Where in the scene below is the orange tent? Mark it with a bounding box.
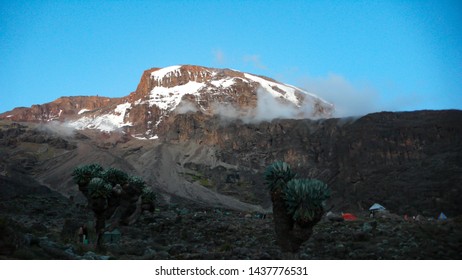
[342,213,357,221]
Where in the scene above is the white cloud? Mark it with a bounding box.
[37,121,76,137]
[211,87,319,123]
[253,88,300,121]
[175,100,198,114]
[299,73,382,117]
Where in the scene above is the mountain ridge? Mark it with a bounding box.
[0,65,334,138]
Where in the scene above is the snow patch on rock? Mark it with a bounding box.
[78,109,90,115]
[151,65,182,85]
[148,81,204,111]
[68,102,132,132]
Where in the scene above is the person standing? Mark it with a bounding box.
[78,226,84,243]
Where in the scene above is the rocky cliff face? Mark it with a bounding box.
[0,65,334,138]
[163,110,462,216]
[1,96,121,122]
[1,110,461,217]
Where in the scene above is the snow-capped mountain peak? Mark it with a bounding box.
[0,65,334,138]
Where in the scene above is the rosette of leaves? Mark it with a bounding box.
[284,178,330,224]
[141,187,156,203]
[128,175,146,190]
[88,177,113,199]
[101,167,129,186]
[72,164,104,186]
[264,161,297,193]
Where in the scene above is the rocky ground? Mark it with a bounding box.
[1,116,461,260]
[1,191,461,260]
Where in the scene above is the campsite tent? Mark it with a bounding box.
[342,213,357,221]
[438,212,447,220]
[369,203,386,212]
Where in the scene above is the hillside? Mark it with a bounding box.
[1,66,461,260]
[1,109,461,216]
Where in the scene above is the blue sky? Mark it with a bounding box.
[1,0,461,116]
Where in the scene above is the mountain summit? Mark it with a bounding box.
[0,65,333,138]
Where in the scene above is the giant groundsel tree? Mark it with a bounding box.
[72,164,156,250]
[264,161,330,253]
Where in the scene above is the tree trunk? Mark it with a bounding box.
[95,214,106,251]
[271,190,321,254]
[90,197,107,251]
[271,190,295,252]
[78,183,89,197]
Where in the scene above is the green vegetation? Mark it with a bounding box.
[88,178,112,199]
[264,161,330,253]
[71,164,155,250]
[128,175,147,190]
[101,167,129,186]
[72,164,104,188]
[284,178,330,223]
[181,172,214,188]
[141,188,157,204]
[264,161,297,192]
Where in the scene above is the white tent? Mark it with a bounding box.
[438,212,447,220]
[369,203,386,211]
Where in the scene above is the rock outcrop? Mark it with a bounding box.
[1,96,121,122]
[164,110,462,217]
[0,65,334,138]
